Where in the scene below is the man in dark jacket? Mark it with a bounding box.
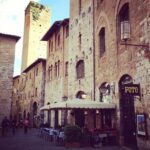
[1,116,9,136]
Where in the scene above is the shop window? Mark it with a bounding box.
[76,60,84,79]
[99,27,106,57]
[118,3,130,41]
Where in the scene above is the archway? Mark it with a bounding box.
[119,74,137,148]
[33,102,38,127]
[74,91,85,127]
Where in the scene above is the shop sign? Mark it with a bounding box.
[122,84,140,96]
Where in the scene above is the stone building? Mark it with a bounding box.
[67,0,95,129]
[11,75,21,121]
[12,58,46,127]
[0,33,20,123]
[94,0,150,149]
[21,1,51,72]
[22,58,46,126]
[42,18,69,127]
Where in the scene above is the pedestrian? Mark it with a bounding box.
[23,118,29,134]
[1,116,9,136]
[11,119,16,135]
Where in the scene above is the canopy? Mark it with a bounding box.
[50,99,116,110]
[40,105,50,111]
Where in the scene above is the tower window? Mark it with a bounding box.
[99,27,106,57]
[76,60,84,79]
[65,61,68,76]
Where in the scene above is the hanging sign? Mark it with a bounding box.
[122,84,140,96]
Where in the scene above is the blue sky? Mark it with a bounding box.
[0,0,70,76]
[40,0,69,24]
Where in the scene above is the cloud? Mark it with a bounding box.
[0,0,39,76]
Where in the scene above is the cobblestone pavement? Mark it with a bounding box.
[0,128,129,150]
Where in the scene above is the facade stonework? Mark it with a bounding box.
[42,19,69,127]
[69,0,94,99]
[0,33,20,123]
[9,0,150,149]
[21,1,51,72]
[12,59,46,127]
[94,0,150,149]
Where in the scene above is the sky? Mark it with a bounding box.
[0,0,69,76]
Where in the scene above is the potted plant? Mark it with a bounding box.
[64,124,82,148]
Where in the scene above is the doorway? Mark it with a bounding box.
[75,109,85,127]
[119,74,137,148]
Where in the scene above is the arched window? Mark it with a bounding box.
[99,27,106,57]
[118,3,130,41]
[76,60,84,79]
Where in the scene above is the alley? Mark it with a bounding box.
[0,128,129,150]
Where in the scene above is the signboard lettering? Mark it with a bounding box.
[122,84,140,96]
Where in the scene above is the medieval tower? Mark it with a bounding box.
[21,1,51,71]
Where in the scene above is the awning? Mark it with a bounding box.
[50,99,116,110]
[40,105,50,111]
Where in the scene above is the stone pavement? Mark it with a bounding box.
[0,128,129,150]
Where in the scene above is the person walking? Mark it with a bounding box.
[11,119,16,135]
[1,116,9,136]
[24,118,29,134]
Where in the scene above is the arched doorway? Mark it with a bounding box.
[119,74,137,148]
[33,102,38,127]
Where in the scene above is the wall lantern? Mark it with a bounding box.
[96,110,99,114]
[121,21,130,41]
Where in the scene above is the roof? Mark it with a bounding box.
[13,75,20,79]
[41,18,69,41]
[23,58,46,73]
[43,98,116,110]
[0,33,20,42]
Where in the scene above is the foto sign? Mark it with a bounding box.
[122,84,140,96]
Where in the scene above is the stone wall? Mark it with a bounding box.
[0,35,19,123]
[68,0,94,100]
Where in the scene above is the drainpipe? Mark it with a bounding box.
[92,0,96,101]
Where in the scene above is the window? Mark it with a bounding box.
[65,61,68,76]
[51,41,53,52]
[55,62,58,77]
[76,60,84,79]
[79,0,82,15]
[97,0,104,7]
[48,67,50,81]
[48,65,53,81]
[30,73,31,79]
[99,27,106,56]
[118,3,130,41]
[57,34,60,46]
[48,40,51,56]
[35,88,37,97]
[58,60,60,77]
[79,32,82,50]
[36,67,38,76]
[66,25,69,37]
